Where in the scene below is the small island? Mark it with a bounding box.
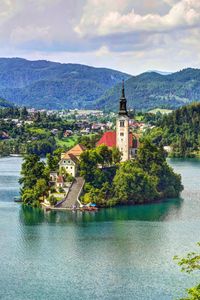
[19,83,183,209]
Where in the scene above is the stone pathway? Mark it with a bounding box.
[55,177,84,209]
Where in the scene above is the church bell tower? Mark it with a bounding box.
[116,80,130,161]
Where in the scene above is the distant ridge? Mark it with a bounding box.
[147,70,173,76]
[0,58,199,111]
[96,68,200,111]
[0,97,13,108]
[0,58,131,110]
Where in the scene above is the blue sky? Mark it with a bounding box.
[0,0,200,74]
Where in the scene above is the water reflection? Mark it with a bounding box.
[19,197,183,227]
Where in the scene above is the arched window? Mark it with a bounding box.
[120,121,125,127]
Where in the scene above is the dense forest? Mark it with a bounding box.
[1,59,200,111]
[0,58,130,109]
[146,103,200,157]
[79,141,183,207]
[97,68,200,111]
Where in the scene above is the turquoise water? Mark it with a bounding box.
[0,157,200,300]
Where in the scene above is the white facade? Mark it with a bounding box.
[116,115,130,161]
[59,158,77,177]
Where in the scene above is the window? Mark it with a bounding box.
[120,121,125,127]
[120,132,124,136]
[68,160,71,164]
[63,160,66,164]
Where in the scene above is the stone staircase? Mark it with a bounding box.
[55,177,84,209]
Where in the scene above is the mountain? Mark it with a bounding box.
[147,70,173,76]
[0,97,13,108]
[96,68,200,111]
[0,58,130,109]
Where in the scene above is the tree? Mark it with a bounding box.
[19,154,49,206]
[19,154,46,191]
[137,139,183,198]
[96,144,112,166]
[175,243,200,300]
[111,147,122,164]
[113,160,159,204]
[35,179,48,201]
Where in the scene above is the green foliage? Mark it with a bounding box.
[35,179,48,200]
[97,68,200,111]
[137,139,183,198]
[113,161,159,204]
[48,195,57,206]
[0,109,71,156]
[155,103,200,157]
[80,141,183,207]
[58,187,65,193]
[77,134,101,149]
[111,147,122,164]
[80,145,116,187]
[0,97,13,108]
[0,58,130,109]
[46,148,63,171]
[175,243,200,300]
[19,154,49,206]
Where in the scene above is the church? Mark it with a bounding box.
[97,81,139,161]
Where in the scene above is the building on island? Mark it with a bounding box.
[97,81,139,161]
[59,144,86,177]
[50,83,139,190]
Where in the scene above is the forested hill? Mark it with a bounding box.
[157,103,200,157]
[1,59,200,111]
[0,97,13,108]
[96,68,200,111]
[0,58,130,110]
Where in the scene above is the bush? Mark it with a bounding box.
[58,186,65,193]
[48,195,57,206]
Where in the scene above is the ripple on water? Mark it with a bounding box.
[0,157,200,300]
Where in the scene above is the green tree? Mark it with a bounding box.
[113,160,158,204]
[35,179,48,201]
[19,154,46,191]
[175,243,200,300]
[111,147,122,164]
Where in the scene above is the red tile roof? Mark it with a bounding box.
[96,131,139,148]
[67,144,86,157]
[96,131,116,147]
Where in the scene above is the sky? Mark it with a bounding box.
[0,0,200,75]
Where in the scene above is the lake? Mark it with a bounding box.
[0,157,200,300]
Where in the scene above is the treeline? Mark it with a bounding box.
[159,103,200,157]
[97,68,200,111]
[144,103,200,157]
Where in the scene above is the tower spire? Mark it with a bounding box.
[119,80,128,116]
[121,79,125,98]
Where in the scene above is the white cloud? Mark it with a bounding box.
[10,26,51,44]
[0,0,199,75]
[95,45,110,57]
[75,0,200,36]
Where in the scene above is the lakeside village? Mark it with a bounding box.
[18,83,184,210]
